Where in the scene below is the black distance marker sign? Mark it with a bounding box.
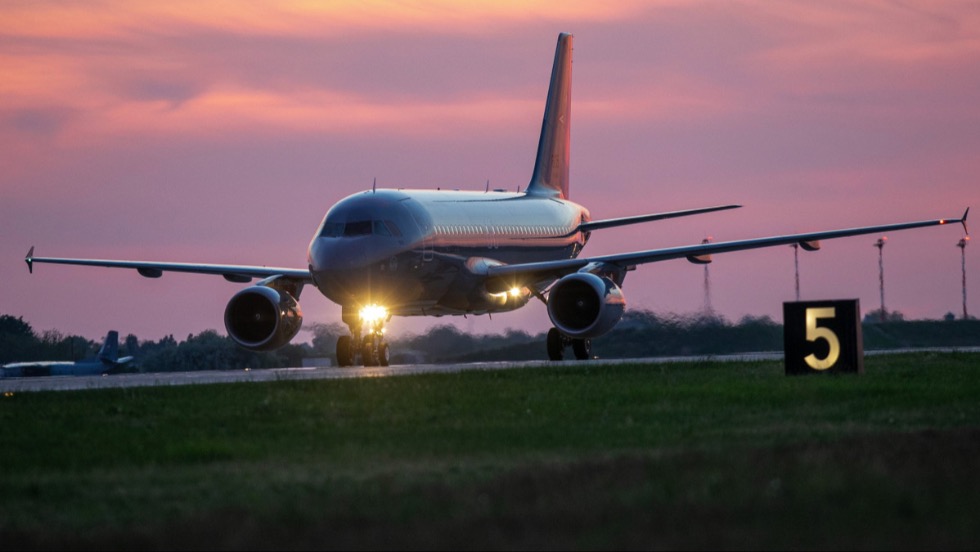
[783,300,863,375]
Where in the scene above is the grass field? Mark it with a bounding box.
[2,352,979,550]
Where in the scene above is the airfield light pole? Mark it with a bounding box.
[702,237,713,316]
[791,243,800,301]
[958,236,970,320]
[874,237,887,319]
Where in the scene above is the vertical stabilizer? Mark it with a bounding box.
[97,331,120,362]
[527,33,573,199]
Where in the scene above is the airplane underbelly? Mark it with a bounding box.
[316,244,562,316]
[316,256,428,308]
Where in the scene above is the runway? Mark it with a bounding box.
[2,348,977,393]
[0,353,782,393]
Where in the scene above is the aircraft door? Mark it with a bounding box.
[409,207,434,262]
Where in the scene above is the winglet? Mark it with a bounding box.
[962,207,970,236]
[25,246,34,274]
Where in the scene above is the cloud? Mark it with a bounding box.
[85,87,542,140]
[0,2,653,147]
[3,107,75,135]
[0,1,653,40]
[2,1,977,343]
[748,1,980,71]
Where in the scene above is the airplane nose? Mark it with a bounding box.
[309,235,410,306]
[311,237,375,272]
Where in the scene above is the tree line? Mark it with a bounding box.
[0,314,304,371]
[2,310,978,372]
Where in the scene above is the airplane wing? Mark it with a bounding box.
[577,204,741,233]
[487,210,969,289]
[24,247,312,284]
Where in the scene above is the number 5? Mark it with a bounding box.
[804,307,840,370]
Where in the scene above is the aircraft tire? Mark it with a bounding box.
[572,338,592,360]
[378,342,390,367]
[362,335,378,366]
[337,335,352,367]
[547,327,564,361]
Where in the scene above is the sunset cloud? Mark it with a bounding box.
[91,88,542,138]
[750,2,980,69]
[0,1,654,40]
[2,1,976,341]
[1,1,656,145]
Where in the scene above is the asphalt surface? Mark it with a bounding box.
[2,349,977,393]
[0,353,782,392]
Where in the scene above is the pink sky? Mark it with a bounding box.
[2,1,977,343]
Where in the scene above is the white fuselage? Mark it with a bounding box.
[308,189,591,315]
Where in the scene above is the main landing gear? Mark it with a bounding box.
[546,327,592,361]
[336,305,391,367]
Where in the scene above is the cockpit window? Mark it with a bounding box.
[344,220,373,236]
[319,222,344,238]
[384,220,402,237]
[320,220,402,238]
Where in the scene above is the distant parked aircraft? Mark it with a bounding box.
[1,331,133,377]
[25,33,968,366]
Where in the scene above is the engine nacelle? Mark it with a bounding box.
[224,285,303,351]
[547,272,626,339]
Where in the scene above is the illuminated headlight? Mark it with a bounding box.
[490,287,527,303]
[360,304,388,323]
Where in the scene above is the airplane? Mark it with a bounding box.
[1,331,134,377]
[25,33,968,367]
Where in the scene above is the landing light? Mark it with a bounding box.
[360,304,388,323]
[488,287,526,304]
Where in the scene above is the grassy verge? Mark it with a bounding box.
[2,352,979,549]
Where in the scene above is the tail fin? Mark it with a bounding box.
[97,331,120,362]
[526,33,573,199]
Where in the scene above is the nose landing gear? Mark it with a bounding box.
[336,305,391,367]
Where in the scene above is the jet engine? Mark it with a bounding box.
[547,272,626,339]
[224,285,303,351]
